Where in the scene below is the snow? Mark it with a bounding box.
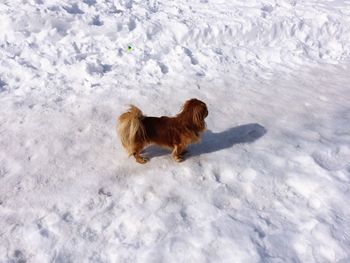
[1,0,350,262]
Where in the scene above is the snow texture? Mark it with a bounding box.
[0,0,350,262]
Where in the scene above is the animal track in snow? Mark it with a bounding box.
[128,17,137,31]
[86,61,112,75]
[36,220,50,238]
[0,79,7,92]
[158,62,169,74]
[9,250,26,263]
[83,0,96,6]
[183,47,198,65]
[125,0,133,9]
[91,15,103,26]
[62,212,74,223]
[63,3,84,15]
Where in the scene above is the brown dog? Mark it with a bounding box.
[117,98,208,163]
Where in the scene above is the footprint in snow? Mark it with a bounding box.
[158,62,169,74]
[83,0,96,6]
[125,0,133,9]
[63,3,84,14]
[91,15,103,26]
[86,62,112,75]
[261,4,274,18]
[62,212,74,223]
[9,250,26,263]
[98,187,112,197]
[80,227,98,242]
[0,79,7,92]
[261,4,274,13]
[183,47,199,65]
[36,220,50,238]
[128,17,137,31]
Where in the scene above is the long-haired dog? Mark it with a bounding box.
[117,98,208,163]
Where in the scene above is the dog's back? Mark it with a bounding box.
[142,116,181,147]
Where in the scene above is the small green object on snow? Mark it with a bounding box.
[127,45,133,52]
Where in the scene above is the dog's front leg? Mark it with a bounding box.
[172,144,186,162]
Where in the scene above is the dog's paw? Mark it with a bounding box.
[136,156,148,164]
[173,155,184,162]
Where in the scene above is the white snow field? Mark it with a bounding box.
[1,0,350,262]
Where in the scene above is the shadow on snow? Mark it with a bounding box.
[144,123,267,159]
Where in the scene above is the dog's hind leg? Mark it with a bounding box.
[132,144,148,164]
[133,151,148,164]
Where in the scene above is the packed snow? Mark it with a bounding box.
[1,0,350,262]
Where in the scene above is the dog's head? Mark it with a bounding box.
[180,98,208,131]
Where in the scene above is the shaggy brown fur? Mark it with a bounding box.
[117,98,208,163]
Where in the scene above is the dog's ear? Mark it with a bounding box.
[192,103,207,130]
[179,99,208,130]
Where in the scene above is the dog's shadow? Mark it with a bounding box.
[144,123,267,159]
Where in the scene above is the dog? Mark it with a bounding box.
[117,98,208,163]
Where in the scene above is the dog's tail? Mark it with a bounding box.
[117,105,146,155]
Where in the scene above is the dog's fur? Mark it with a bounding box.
[117,98,208,163]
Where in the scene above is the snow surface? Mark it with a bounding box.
[1,0,350,262]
